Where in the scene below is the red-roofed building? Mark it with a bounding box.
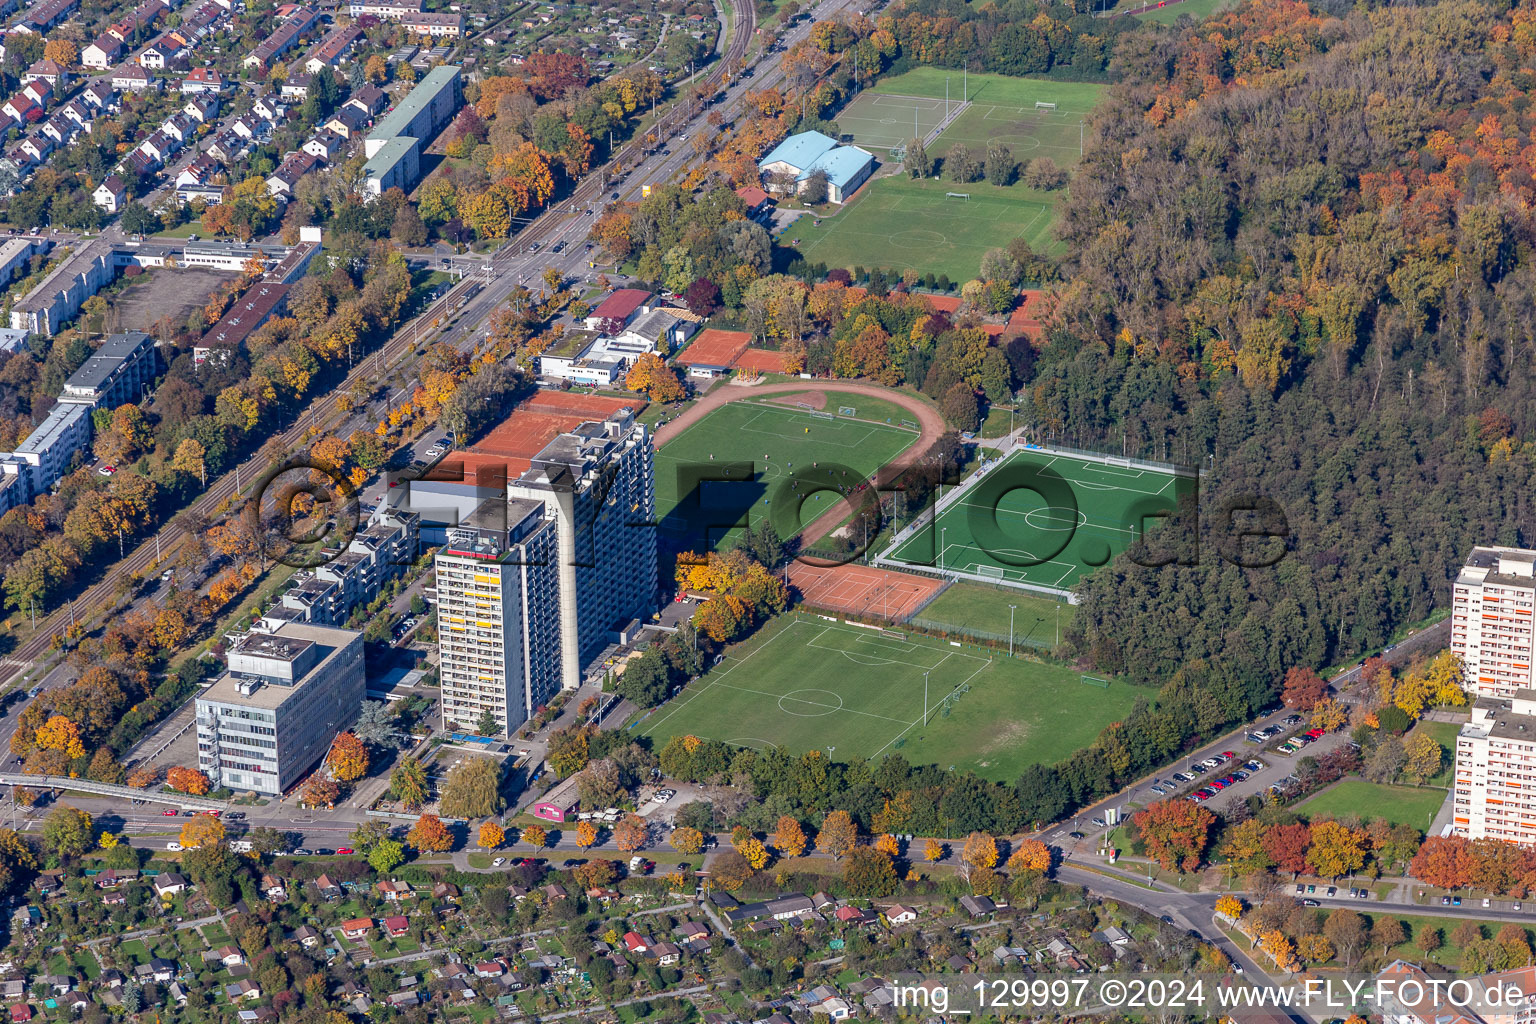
[10,1005,32,1023]
[584,288,652,331]
[384,915,409,937]
[736,185,772,222]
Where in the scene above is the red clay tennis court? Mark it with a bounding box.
[733,348,788,374]
[474,391,647,465]
[676,328,751,369]
[787,560,946,621]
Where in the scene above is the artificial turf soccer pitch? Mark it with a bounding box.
[885,445,1195,593]
[636,614,1139,781]
[785,73,1107,280]
[653,397,920,551]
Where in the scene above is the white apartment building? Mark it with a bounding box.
[509,408,658,690]
[1453,689,1536,847]
[435,496,561,738]
[196,623,364,795]
[1453,546,1536,699]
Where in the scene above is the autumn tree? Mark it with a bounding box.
[1324,908,1370,966]
[924,838,945,863]
[669,826,704,855]
[843,846,899,897]
[302,775,341,808]
[774,815,806,857]
[1281,666,1328,710]
[874,833,901,858]
[440,756,503,818]
[816,810,857,860]
[961,831,999,879]
[166,766,211,795]
[739,837,770,870]
[625,351,686,402]
[42,805,93,858]
[407,813,452,853]
[1263,821,1312,877]
[478,821,505,851]
[1306,821,1368,879]
[326,731,369,782]
[1215,895,1245,921]
[1132,800,1217,871]
[1007,838,1051,875]
[575,820,598,851]
[614,814,647,853]
[180,814,226,849]
[391,756,429,810]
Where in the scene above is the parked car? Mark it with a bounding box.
[167,842,183,851]
[337,848,353,855]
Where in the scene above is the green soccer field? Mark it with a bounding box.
[787,175,1056,283]
[655,397,919,551]
[910,582,1074,649]
[836,90,952,151]
[635,614,1140,780]
[885,444,1195,594]
[869,70,1107,115]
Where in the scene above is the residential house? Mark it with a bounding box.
[23,60,69,89]
[8,1005,29,1023]
[542,884,568,902]
[111,65,154,91]
[176,154,219,188]
[261,875,286,901]
[340,918,372,939]
[22,80,52,108]
[302,128,342,161]
[279,73,312,101]
[215,945,245,967]
[181,67,226,94]
[18,136,52,164]
[292,926,321,948]
[58,101,92,129]
[885,904,918,925]
[377,880,412,901]
[45,977,73,996]
[183,95,219,121]
[138,35,185,69]
[160,113,196,144]
[651,941,682,966]
[959,894,996,917]
[206,132,245,165]
[303,23,362,73]
[473,961,503,979]
[224,980,261,1002]
[314,875,342,900]
[80,83,117,111]
[138,130,177,163]
[432,882,459,902]
[323,104,367,139]
[384,915,409,937]
[153,873,188,896]
[622,932,651,954]
[229,114,263,140]
[1,96,37,124]
[265,150,318,196]
[149,958,177,983]
[252,95,285,121]
[345,83,386,116]
[9,906,38,930]
[102,889,127,906]
[82,35,125,68]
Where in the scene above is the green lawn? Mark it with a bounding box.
[1296,781,1448,831]
[1135,0,1237,24]
[119,938,151,964]
[1368,914,1526,971]
[886,444,1194,594]
[655,395,919,551]
[635,612,1139,780]
[1409,720,1462,787]
[868,70,1107,114]
[910,582,1074,649]
[786,174,1059,283]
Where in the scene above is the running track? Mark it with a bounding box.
[653,381,946,545]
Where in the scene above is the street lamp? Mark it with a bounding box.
[1009,604,1017,657]
[940,527,947,573]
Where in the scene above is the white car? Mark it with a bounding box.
[492,857,506,867]
[166,841,183,851]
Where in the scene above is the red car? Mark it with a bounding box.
[1222,751,1236,759]
[336,848,354,855]
[161,808,178,816]
[1307,728,1326,738]
[205,810,221,818]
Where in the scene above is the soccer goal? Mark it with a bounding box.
[977,564,1006,580]
[838,406,857,416]
[946,192,970,200]
[1035,101,1057,111]
[1080,674,1110,688]
[810,410,835,421]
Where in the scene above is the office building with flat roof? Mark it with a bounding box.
[196,622,364,795]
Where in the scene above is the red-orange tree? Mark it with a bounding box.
[1132,800,1217,872]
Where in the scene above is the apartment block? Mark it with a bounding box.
[435,496,561,738]
[262,506,419,629]
[1453,546,1536,699]
[196,622,364,795]
[508,408,657,689]
[1453,689,1536,847]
